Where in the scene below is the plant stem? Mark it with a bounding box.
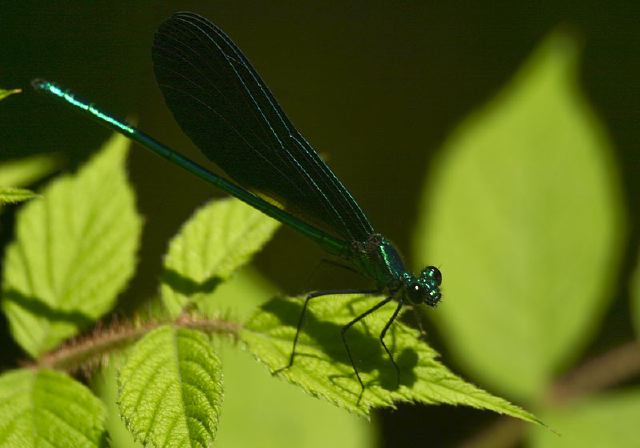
[31,315,241,372]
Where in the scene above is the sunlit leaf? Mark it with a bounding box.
[161,197,280,316]
[1,134,142,356]
[0,369,106,447]
[414,32,626,401]
[243,294,539,423]
[118,326,223,447]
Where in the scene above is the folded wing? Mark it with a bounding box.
[152,12,374,242]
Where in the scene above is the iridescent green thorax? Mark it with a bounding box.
[348,234,442,306]
[349,234,402,287]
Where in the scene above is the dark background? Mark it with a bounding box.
[1,1,638,446]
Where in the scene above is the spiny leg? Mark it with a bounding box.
[283,288,379,371]
[341,295,394,391]
[380,298,405,386]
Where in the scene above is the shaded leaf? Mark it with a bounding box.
[414,32,625,401]
[118,326,223,447]
[2,134,142,356]
[161,197,279,316]
[242,294,539,423]
[530,389,640,447]
[0,369,106,447]
[0,187,38,204]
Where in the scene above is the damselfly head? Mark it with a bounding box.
[406,266,442,306]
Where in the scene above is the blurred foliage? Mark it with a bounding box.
[631,261,640,336]
[1,134,141,356]
[0,153,60,189]
[416,32,625,401]
[530,390,640,447]
[414,31,635,447]
[0,88,20,102]
[0,153,60,214]
[0,187,38,204]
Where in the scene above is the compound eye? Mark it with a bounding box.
[423,266,442,285]
[426,290,442,307]
[407,283,423,304]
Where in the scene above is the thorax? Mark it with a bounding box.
[347,234,407,290]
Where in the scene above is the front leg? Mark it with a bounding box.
[340,295,395,392]
[379,298,404,386]
[279,288,379,372]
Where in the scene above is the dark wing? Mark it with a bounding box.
[152,12,374,242]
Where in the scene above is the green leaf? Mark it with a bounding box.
[0,369,106,447]
[0,153,60,188]
[161,197,280,316]
[414,32,626,401]
[242,294,539,423]
[1,134,142,356]
[0,187,38,204]
[118,325,223,447]
[0,87,20,101]
[530,389,640,447]
[205,269,376,447]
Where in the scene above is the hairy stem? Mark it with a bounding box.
[30,315,241,372]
